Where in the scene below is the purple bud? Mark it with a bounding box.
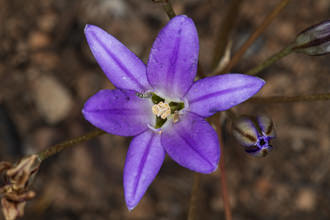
[294,20,330,56]
[232,115,275,157]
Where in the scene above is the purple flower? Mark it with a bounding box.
[232,115,275,157]
[82,15,265,210]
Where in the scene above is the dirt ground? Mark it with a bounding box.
[0,0,330,219]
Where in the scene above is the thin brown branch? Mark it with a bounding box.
[187,173,201,220]
[213,113,232,220]
[248,93,330,103]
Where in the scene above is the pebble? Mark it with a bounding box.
[31,75,73,124]
[295,188,316,211]
[28,31,51,49]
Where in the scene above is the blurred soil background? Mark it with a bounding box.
[0,0,330,219]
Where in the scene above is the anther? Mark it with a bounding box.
[172,111,180,123]
[152,102,171,119]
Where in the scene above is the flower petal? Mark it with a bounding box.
[185,74,265,117]
[82,89,153,136]
[257,115,276,138]
[85,25,151,93]
[161,112,220,173]
[124,130,164,210]
[147,15,199,99]
[232,116,259,147]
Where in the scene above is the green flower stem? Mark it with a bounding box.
[248,93,330,103]
[187,173,201,220]
[38,129,106,162]
[246,43,295,75]
[219,0,291,75]
[152,0,176,19]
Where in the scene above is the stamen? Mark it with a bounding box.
[172,111,180,123]
[152,102,171,119]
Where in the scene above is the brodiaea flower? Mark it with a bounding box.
[83,15,265,210]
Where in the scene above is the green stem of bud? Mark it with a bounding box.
[246,43,295,75]
[38,129,106,162]
[248,93,330,103]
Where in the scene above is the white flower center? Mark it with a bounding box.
[151,102,171,119]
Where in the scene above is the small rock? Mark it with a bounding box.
[295,188,316,211]
[28,31,51,49]
[31,75,73,124]
[38,13,57,33]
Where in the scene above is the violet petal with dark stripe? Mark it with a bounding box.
[185,74,265,117]
[161,112,220,173]
[147,15,199,100]
[124,130,165,210]
[84,25,152,92]
[82,89,153,136]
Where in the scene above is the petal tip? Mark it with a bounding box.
[195,163,218,174]
[172,14,191,22]
[125,194,139,211]
[235,73,266,92]
[174,14,188,19]
[205,161,219,174]
[170,14,195,29]
[254,77,266,93]
[126,203,137,211]
[211,164,219,173]
[84,24,102,38]
[81,107,88,117]
[84,24,94,34]
[257,77,266,87]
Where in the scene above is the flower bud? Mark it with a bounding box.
[232,115,275,157]
[294,20,330,56]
